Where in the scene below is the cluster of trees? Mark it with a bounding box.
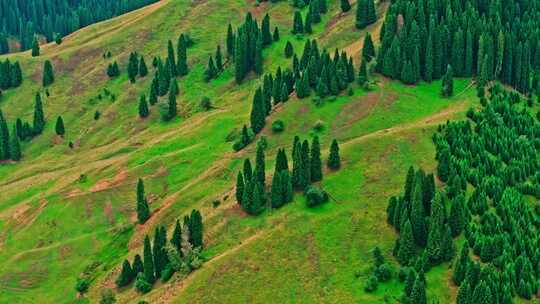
[226,13,278,83]
[291,0,328,35]
[126,52,148,83]
[387,84,540,303]
[116,210,203,293]
[355,0,377,29]
[0,59,23,92]
[364,247,393,292]
[204,45,223,82]
[0,0,159,52]
[376,0,540,94]
[0,92,46,162]
[434,85,540,302]
[236,136,340,214]
[106,61,120,78]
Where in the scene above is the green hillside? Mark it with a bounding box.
[0,0,538,303]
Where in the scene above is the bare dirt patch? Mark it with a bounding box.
[333,91,380,130]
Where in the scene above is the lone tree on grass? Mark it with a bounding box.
[55,116,65,136]
[42,60,54,87]
[327,139,341,169]
[136,178,150,224]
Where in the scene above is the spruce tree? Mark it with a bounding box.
[250,88,266,134]
[273,27,280,42]
[55,116,65,136]
[327,139,340,169]
[236,172,245,205]
[32,93,45,135]
[143,235,155,284]
[127,52,139,83]
[139,57,148,77]
[226,24,235,58]
[453,242,470,285]
[31,37,40,57]
[171,219,182,252]
[292,140,302,189]
[362,33,375,62]
[442,65,454,97]
[166,40,177,77]
[285,41,294,58]
[397,219,415,265]
[358,59,368,85]
[410,275,427,304]
[177,34,188,76]
[456,280,471,304]
[132,254,144,275]
[116,259,134,287]
[271,170,283,208]
[261,14,272,46]
[138,95,149,118]
[166,82,177,120]
[215,45,223,71]
[304,12,313,34]
[0,111,10,161]
[255,144,266,187]
[136,178,150,224]
[300,140,311,189]
[340,0,351,12]
[10,125,21,161]
[310,136,322,182]
[205,57,217,82]
[410,181,427,247]
[42,60,54,87]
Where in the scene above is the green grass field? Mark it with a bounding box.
[0,0,479,303]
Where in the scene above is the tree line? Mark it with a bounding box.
[376,0,540,95]
[0,0,159,53]
[386,83,540,303]
[0,59,23,92]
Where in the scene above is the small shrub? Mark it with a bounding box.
[313,96,323,107]
[364,275,379,293]
[305,186,329,208]
[271,120,285,133]
[94,111,101,120]
[313,120,325,132]
[79,174,88,183]
[257,136,268,150]
[75,277,90,294]
[199,96,212,111]
[348,87,354,96]
[375,263,392,282]
[135,273,152,294]
[99,288,116,304]
[160,265,174,282]
[212,200,221,208]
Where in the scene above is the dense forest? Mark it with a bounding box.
[377,0,540,95]
[0,0,159,53]
[386,84,540,303]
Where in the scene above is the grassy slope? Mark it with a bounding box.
[0,0,478,303]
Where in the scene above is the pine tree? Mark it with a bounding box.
[132,254,144,275]
[442,65,454,97]
[310,136,322,182]
[300,140,311,189]
[236,172,245,205]
[55,116,65,136]
[471,281,491,304]
[273,27,280,42]
[215,45,223,71]
[167,40,177,77]
[136,178,150,224]
[204,56,217,82]
[255,144,266,187]
[127,52,139,83]
[358,59,368,85]
[304,12,313,34]
[362,33,375,62]
[291,11,304,34]
[261,14,272,46]
[139,57,148,77]
[449,195,465,237]
[453,242,470,285]
[171,219,182,252]
[340,0,351,12]
[285,41,294,58]
[226,24,235,58]
[10,125,21,161]
[424,34,433,82]
[116,259,134,287]
[275,148,289,173]
[149,77,158,105]
[177,34,188,76]
[410,275,427,304]
[456,280,471,304]
[138,95,149,118]
[31,37,40,57]
[250,88,266,134]
[292,140,302,189]
[42,60,54,87]
[410,180,427,247]
[143,235,155,284]
[271,170,283,208]
[327,139,340,169]
[397,219,415,265]
[0,111,10,160]
[166,82,177,120]
[32,93,45,135]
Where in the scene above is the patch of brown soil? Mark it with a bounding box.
[90,180,111,193]
[333,91,381,130]
[104,201,115,225]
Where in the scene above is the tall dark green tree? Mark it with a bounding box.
[55,116,65,136]
[310,136,322,182]
[340,0,351,12]
[362,33,375,62]
[327,139,340,169]
[42,60,54,87]
[31,37,40,57]
[177,34,188,76]
[442,65,454,97]
[32,93,45,135]
[143,235,155,284]
[139,95,149,118]
[136,178,150,224]
[139,57,148,77]
[116,259,134,287]
[10,125,21,161]
[250,87,266,134]
[0,110,10,160]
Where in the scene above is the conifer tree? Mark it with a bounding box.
[31,37,40,57]
[310,0,321,23]
[0,110,10,160]
[273,27,280,42]
[300,140,311,189]
[171,219,182,252]
[255,144,266,187]
[449,195,465,237]
[42,60,54,87]
[243,158,253,183]
[410,181,427,247]
[127,52,139,83]
[304,13,313,34]
[132,254,144,275]
[215,45,223,71]
[362,33,375,62]
[358,59,368,85]
[327,139,340,169]
[32,93,45,135]
[226,24,235,58]
[310,136,322,182]
[139,57,148,77]
[442,65,454,97]
[291,11,304,34]
[149,78,158,105]
[55,116,64,136]
[410,275,427,304]
[116,259,134,287]
[471,281,491,304]
[397,219,415,265]
[10,125,21,161]
[456,280,471,304]
[177,34,188,76]
[250,88,266,134]
[340,0,351,12]
[292,140,302,189]
[143,235,155,284]
[167,40,177,77]
[285,41,294,58]
[236,172,245,205]
[453,242,470,285]
[139,95,149,118]
[275,148,289,173]
[204,57,217,82]
[261,14,272,46]
[166,82,177,121]
[136,178,150,224]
